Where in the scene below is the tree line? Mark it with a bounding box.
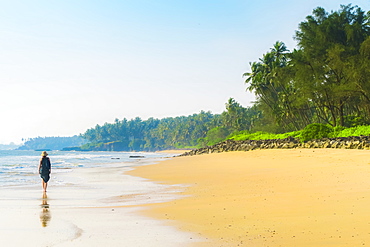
[68,4,370,151]
[80,99,259,151]
[17,136,86,151]
[245,4,370,133]
[18,5,370,151]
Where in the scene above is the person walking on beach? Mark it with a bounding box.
[38,151,51,192]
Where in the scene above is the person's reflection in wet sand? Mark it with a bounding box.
[40,192,51,227]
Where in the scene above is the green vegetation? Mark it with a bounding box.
[331,125,370,137]
[221,5,370,145]
[228,125,370,143]
[17,136,87,151]
[19,5,370,152]
[244,4,370,132]
[199,127,230,146]
[77,5,370,151]
[80,103,260,151]
[229,130,301,141]
[299,124,333,142]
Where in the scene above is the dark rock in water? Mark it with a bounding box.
[111,158,120,159]
[129,155,145,158]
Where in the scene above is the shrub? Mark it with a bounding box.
[333,125,370,137]
[228,130,301,141]
[200,127,231,146]
[300,123,333,142]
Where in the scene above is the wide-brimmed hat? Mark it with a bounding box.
[41,151,48,156]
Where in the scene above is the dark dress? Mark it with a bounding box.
[40,157,51,183]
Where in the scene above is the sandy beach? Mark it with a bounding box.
[128,149,370,246]
[3,149,370,246]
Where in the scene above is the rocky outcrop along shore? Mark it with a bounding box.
[180,136,370,156]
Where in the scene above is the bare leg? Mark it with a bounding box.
[42,180,47,192]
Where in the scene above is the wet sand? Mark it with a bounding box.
[128,149,370,246]
[0,158,201,247]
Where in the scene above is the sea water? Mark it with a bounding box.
[0,150,169,188]
[0,150,204,246]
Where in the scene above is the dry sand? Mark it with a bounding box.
[128,149,370,246]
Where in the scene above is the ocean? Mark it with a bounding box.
[0,150,169,188]
[0,150,203,246]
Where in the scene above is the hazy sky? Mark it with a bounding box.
[1,0,369,144]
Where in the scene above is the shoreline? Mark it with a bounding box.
[0,154,201,247]
[128,149,370,246]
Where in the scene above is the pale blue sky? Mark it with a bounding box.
[0,0,369,144]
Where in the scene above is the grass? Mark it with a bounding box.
[228,125,370,142]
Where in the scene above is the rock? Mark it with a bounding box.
[179,135,370,157]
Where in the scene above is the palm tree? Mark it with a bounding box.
[243,41,303,130]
